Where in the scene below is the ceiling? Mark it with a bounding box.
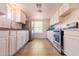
[18,3,62,20]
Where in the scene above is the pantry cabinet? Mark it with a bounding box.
[0,31,9,56]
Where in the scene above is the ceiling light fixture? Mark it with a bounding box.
[36,3,42,13]
[36,3,42,8]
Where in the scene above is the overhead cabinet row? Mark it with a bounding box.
[50,3,79,25]
[0,3,28,28]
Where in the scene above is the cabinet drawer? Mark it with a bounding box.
[10,31,16,36]
[64,35,79,40]
[64,30,79,36]
[0,31,9,37]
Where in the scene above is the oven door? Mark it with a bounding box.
[54,32,61,45]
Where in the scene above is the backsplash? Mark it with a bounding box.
[47,25,55,31]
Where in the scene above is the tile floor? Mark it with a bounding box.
[15,39,62,56]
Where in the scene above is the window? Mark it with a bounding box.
[32,21,43,33]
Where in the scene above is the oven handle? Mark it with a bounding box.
[53,31,59,32]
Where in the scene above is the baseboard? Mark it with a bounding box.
[32,38,48,39]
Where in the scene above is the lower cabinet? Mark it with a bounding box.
[16,30,29,52]
[0,30,29,56]
[22,31,29,45]
[64,30,79,56]
[0,31,9,56]
[0,38,8,56]
[47,31,54,44]
[25,31,29,43]
[64,37,79,56]
[17,31,23,51]
[9,31,17,56]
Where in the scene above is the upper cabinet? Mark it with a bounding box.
[53,11,59,24]
[11,4,27,24]
[50,11,59,25]
[59,3,79,17]
[0,3,6,15]
[15,9,27,24]
[0,4,11,28]
[20,11,27,24]
[0,3,27,28]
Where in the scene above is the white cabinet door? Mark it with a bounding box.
[0,31,9,56]
[0,3,6,14]
[21,31,29,46]
[24,31,29,44]
[64,30,79,56]
[0,38,8,56]
[9,36,17,56]
[47,31,51,42]
[47,31,50,40]
[59,4,70,16]
[64,37,79,56]
[0,4,11,28]
[9,31,17,56]
[26,31,29,43]
[22,31,26,45]
[0,15,6,27]
[16,31,23,51]
[5,4,11,28]
[15,10,26,24]
[47,31,54,44]
[20,11,26,24]
[16,30,29,51]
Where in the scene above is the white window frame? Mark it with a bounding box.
[32,20,43,33]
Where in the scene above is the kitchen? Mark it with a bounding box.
[0,3,79,56]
